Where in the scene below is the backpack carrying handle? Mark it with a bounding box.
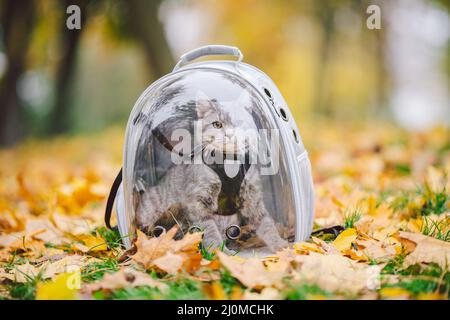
[173,45,243,71]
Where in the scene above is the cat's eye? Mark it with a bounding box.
[212,121,222,129]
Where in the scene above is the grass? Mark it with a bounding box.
[394,163,411,175]
[390,185,449,217]
[220,269,242,296]
[8,281,37,300]
[200,243,217,261]
[81,258,120,282]
[199,240,233,261]
[381,261,450,298]
[343,208,362,229]
[420,186,449,216]
[94,278,206,300]
[6,268,44,300]
[285,283,331,300]
[96,227,123,250]
[420,216,450,242]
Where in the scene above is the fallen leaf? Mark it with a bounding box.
[36,272,80,300]
[71,233,107,252]
[42,255,91,279]
[379,287,410,300]
[293,242,324,254]
[331,228,357,251]
[203,282,227,300]
[342,248,368,261]
[355,239,397,261]
[82,267,167,293]
[292,252,380,294]
[153,252,185,274]
[396,232,450,268]
[217,252,284,289]
[243,287,282,300]
[131,227,202,273]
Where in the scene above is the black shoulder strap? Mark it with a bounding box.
[104,168,122,230]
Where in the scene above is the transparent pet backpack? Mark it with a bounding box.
[105,45,314,255]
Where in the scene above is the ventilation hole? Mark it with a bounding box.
[292,129,299,143]
[279,108,288,121]
[225,225,241,240]
[263,88,272,98]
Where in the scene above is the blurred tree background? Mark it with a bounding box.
[0,0,449,146]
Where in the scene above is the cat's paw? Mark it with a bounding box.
[221,246,237,256]
[268,239,289,253]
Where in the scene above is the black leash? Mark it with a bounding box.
[104,168,122,230]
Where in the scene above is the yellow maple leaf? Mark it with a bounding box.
[332,228,357,251]
[293,242,324,254]
[203,281,227,300]
[379,287,410,299]
[342,248,368,261]
[36,272,80,300]
[72,233,107,252]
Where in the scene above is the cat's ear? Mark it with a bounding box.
[196,91,214,119]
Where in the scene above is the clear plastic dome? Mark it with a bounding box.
[122,69,298,254]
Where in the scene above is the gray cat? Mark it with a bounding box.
[135,97,288,254]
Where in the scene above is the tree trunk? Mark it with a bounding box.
[48,0,88,135]
[127,0,174,77]
[0,0,36,146]
[313,0,335,116]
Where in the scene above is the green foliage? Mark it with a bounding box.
[8,281,37,300]
[7,268,43,300]
[163,279,206,300]
[381,253,407,275]
[420,216,450,242]
[420,187,449,216]
[285,283,331,300]
[96,227,123,250]
[394,164,411,175]
[220,269,242,296]
[381,262,450,298]
[344,208,362,229]
[96,278,205,300]
[200,243,216,261]
[100,286,162,300]
[390,185,449,217]
[81,258,120,282]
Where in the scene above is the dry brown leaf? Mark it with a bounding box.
[217,252,284,289]
[311,236,340,254]
[131,227,202,272]
[293,241,324,254]
[42,255,92,279]
[82,267,167,293]
[397,231,450,269]
[355,238,399,261]
[152,252,185,274]
[3,262,40,283]
[292,252,380,294]
[0,255,92,283]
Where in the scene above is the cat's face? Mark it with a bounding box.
[196,93,258,159]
